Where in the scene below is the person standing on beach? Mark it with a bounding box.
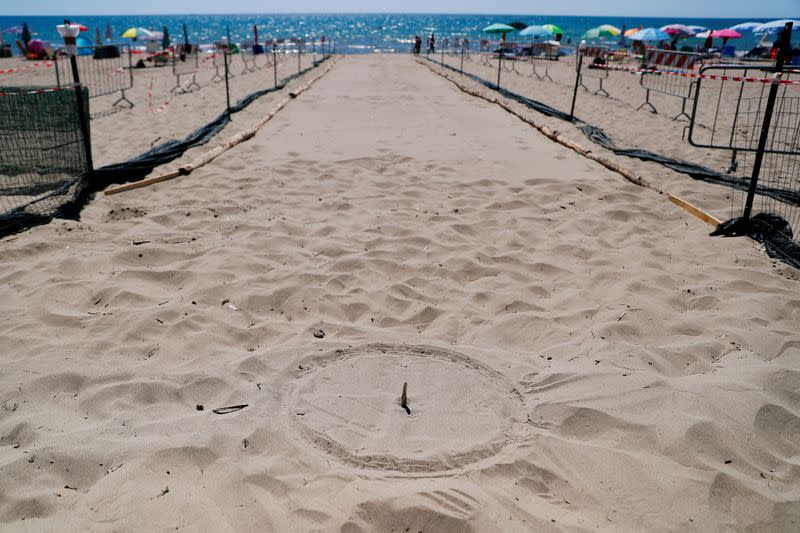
[413,35,421,54]
[429,33,436,54]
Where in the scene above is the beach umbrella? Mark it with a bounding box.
[598,24,621,34]
[483,23,516,34]
[105,21,113,42]
[729,22,762,32]
[183,24,189,47]
[660,24,695,37]
[3,25,23,34]
[508,21,528,31]
[582,25,620,39]
[142,30,164,42]
[253,24,258,43]
[121,27,154,40]
[519,25,553,38]
[541,24,564,36]
[629,28,670,41]
[687,25,708,34]
[70,23,89,32]
[95,26,102,45]
[712,29,742,39]
[624,27,642,37]
[753,19,800,34]
[162,26,170,49]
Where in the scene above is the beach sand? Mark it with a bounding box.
[1,55,799,531]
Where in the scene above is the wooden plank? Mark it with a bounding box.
[667,194,721,226]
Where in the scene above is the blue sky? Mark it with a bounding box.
[0,0,796,18]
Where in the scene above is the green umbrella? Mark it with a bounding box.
[542,24,563,36]
[582,26,620,40]
[483,23,516,34]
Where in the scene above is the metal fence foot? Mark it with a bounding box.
[112,90,134,109]
[637,101,657,114]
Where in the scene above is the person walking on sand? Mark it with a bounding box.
[428,33,436,54]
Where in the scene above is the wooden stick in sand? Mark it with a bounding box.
[667,194,721,227]
[400,382,410,415]
[104,59,337,196]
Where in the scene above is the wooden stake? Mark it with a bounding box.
[400,382,410,414]
[667,194,721,226]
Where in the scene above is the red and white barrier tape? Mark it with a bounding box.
[594,63,800,85]
[0,60,53,76]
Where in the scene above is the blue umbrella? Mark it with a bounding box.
[753,19,800,34]
[519,25,553,38]
[729,22,763,32]
[629,28,670,41]
[687,25,708,34]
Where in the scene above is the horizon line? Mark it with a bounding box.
[0,12,790,20]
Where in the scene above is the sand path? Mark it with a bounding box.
[1,55,798,532]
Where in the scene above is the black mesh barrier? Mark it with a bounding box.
[0,56,330,239]
[0,85,90,231]
[425,56,800,268]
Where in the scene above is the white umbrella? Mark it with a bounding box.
[753,19,800,34]
[729,22,763,32]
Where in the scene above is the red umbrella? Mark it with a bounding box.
[70,23,89,32]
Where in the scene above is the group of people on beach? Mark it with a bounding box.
[412,33,436,55]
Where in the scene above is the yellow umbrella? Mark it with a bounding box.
[121,27,153,39]
[624,27,642,37]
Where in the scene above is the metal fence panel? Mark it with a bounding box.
[579,45,609,95]
[688,65,800,156]
[55,43,133,106]
[638,49,702,119]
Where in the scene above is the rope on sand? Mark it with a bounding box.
[104,58,339,196]
[417,59,721,227]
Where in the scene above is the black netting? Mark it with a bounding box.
[0,55,329,239]
[0,85,90,230]
[426,56,800,268]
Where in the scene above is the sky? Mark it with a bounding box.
[0,0,796,18]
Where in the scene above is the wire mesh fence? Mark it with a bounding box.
[690,59,800,265]
[0,85,90,231]
[55,43,133,107]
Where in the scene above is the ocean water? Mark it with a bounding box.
[0,14,789,55]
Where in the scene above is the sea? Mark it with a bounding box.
[0,14,788,55]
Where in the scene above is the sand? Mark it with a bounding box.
[1,54,799,532]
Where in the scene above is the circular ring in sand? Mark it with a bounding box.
[285,344,527,473]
